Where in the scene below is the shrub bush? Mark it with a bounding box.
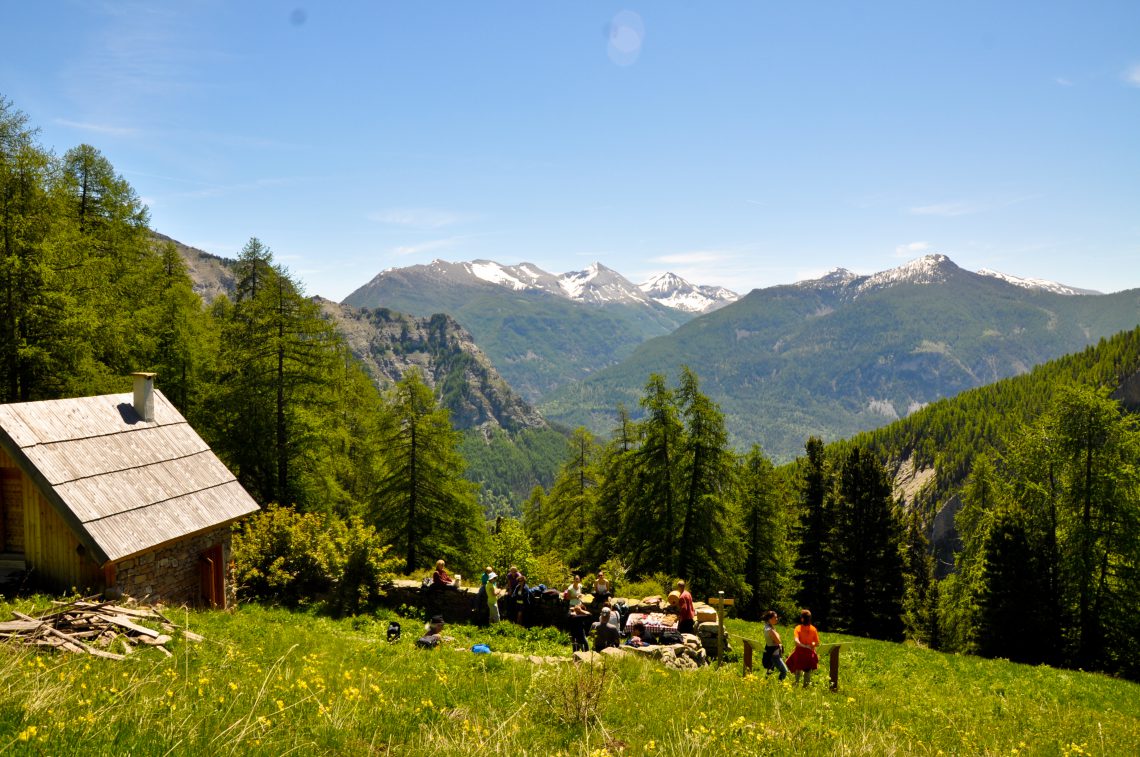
[232,504,399,613]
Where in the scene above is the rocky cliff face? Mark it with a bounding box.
[167,232,547,434]
[316,300,547,433]
[152,232,235,304]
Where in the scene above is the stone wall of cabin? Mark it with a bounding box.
[113,526,234,608]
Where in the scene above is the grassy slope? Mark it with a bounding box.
[0,600,1136,756]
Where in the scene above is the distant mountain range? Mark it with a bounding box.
[352,259,738,313]
[342,260,734,400]
[540,254,1139,461]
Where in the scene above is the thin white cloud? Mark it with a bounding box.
[368,208,477,229]
[651,250,735,265]
[1055,77,1073,87]
[176,177,299,199]
[1125,64,1140,87]
[895,241,931,257]
[54,118,139,136]
[392,237,465,257]
[909,201,979,217]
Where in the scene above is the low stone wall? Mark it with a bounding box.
[381,580,590,627]
[113,527,233,607]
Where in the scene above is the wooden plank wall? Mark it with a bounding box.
[1,447,101,591]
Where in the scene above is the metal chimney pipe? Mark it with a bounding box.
[130,372,157,422]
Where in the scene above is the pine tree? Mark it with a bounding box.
[207,238,341,508]
[372,370,485,575]
[537,427,600,568]
[0,97,56,401]
[738,445,792,620]
[622,373,683,577]
[830,445,905,640]
[900,504,938,646]
[675,366,743,592]
[589,404,636,568]
[976,507,1051,663]
[793,436,833,628]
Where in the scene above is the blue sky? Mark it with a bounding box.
[5,2,1139,300]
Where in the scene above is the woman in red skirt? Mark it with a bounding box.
[786,609,820,687]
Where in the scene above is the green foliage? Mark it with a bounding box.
[231,504,399,613]
[204,238,343,510]
[829,446,905,641]
[372,370,487,575]
[528,551,572,590]
[738,445,794,620]
[489,518,534,579]
[792,436,833,626]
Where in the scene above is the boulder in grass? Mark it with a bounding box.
[573,650,603,664]
[601,646,628,658]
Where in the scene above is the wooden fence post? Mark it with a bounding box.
[829,644,841,691]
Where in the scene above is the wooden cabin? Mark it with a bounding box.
[0,373,259,607]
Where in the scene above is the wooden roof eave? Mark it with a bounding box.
[104,513,250,566]
[0,425,111,566]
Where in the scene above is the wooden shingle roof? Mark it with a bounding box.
[0,390,259,564]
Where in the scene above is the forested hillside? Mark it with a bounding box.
[543,257,1140,461]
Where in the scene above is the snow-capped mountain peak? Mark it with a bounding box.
[976,269,1100,296]
[557,262,648,304]
[639,272,740,313]
[860,254,959,290]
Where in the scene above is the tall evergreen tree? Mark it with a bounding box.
[536,427,600,568]
[675,366,742,592]
[975,507,1051,663]
[938,453,1002,653]
[589,404,637,568]
[622,373,683,577]
[793,436,833,628]
[830,445,905,640]
[738,445,792,620]
[207,238,341,508]
[372,370,485,575]
[0,97,56,401]
[900,504,938,646]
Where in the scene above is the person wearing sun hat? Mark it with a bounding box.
[483,567,500,623]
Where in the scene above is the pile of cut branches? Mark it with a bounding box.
[0,598,203,659]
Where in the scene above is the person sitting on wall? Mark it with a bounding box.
[593,570,611,605]
[432,559,458,588]
[593,607,621,651]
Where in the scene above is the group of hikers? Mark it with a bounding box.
[426,559,822,685]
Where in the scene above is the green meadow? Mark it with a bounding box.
[0,600,1136,756]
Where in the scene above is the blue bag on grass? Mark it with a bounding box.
[471,643,491,654]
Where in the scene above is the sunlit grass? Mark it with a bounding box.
[0,598,1135,755]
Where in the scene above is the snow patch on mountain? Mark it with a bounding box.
[557,263,649,305]
[639,272,739,313]
[859,254,958,291]
[977,269,1101,296]
[469,260,528,290]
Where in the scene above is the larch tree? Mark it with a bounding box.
[675,366,742,593]
[621,373,683,577]
[372,369,484,575]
